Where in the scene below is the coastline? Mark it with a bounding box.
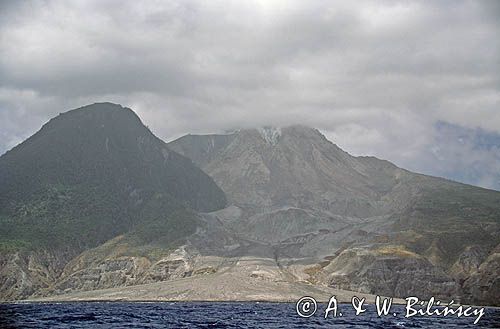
[3,299,498,310]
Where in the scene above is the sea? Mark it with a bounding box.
[0,302,499,328]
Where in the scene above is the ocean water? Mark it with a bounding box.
[0,302,499,328]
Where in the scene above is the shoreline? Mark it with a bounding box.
[2,298,498,309]
[3,270,497,309]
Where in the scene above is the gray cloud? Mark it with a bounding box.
[410,121,500,190]
[0,0,499,189]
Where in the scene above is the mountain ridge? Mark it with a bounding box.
[168,125,500,305]
[0,102,226,299]
[0,104,498,306]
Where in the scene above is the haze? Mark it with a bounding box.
[0,0,499,189]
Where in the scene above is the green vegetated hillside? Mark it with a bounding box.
[0,103,226,299]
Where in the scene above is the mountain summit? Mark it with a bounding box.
[170,125,422,215]
[1,102,226,213]
[0,103,226,299]
[169,125,500,305]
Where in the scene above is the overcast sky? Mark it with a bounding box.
[1,0,499,189]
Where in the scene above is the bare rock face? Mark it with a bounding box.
[38,237,199,296]
[52,255,194,294]
[0,252,43,300]
[0,250,73,300]
[450,245,488,282]
[51,257,150,294]
[321,247,458,300]
[140,249,193,284]
[462,245,500,306]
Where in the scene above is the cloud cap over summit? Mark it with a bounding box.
[1,0,499,189]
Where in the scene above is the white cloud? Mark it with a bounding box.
[0,0,498,188]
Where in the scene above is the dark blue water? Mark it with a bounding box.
[0,302,499,328]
